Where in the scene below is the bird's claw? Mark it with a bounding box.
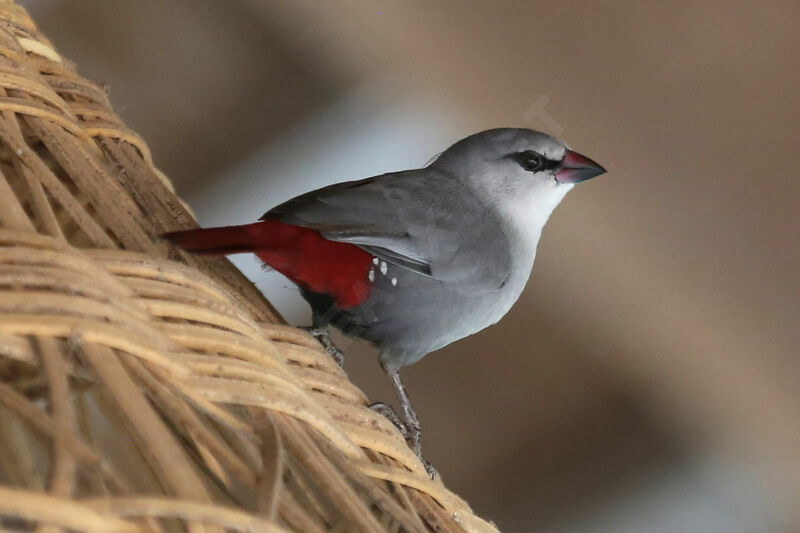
[420,456,438,479]
[369,401,408,433]
[300,326,344,366]
[369,402,437,479]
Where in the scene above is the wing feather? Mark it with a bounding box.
[261,169,510,288]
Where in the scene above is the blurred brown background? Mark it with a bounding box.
[22,1,800,531]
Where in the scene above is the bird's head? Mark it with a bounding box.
[431,128,605,232]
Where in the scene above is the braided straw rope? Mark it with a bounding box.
[0,2,498,532]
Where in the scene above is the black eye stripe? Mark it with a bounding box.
[508,150,560,172]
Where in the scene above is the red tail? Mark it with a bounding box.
[163,219,374,308]
[162,223,265,255]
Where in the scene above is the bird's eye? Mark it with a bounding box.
[514,150,545,172]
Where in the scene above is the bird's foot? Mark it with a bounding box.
[300,326,344,366]
[369,401,408,434]
[369,402,437,479]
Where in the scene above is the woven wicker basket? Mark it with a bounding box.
[0,2,497,531]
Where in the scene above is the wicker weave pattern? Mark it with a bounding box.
[0,2,497,531]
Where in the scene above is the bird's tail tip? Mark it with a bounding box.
[161,225,258,256]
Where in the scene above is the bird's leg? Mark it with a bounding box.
[370,368,437,478]
[299,325,344,366]
[389,370,423,454]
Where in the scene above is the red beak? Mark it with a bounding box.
[555,149,606,184]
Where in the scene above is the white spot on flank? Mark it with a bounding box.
[380,261,387,275]
[372,257,379,265]
[368,269,375,282]
[391,277,397,286]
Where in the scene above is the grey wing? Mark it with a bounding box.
[261,169,511,289]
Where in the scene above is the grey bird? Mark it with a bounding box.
[163,128,605,474]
